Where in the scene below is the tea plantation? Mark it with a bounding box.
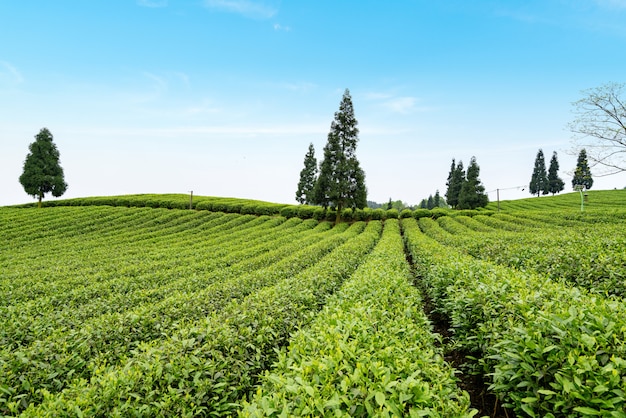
[1,190,625,417]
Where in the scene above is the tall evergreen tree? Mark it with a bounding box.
[313,89,367,222]
[547,151,565,195]
[295,143,318,204]
[529,149,549,197]
[19,128,68,208]
[572,148,593,190]
[458,156,488,209]
[445,159,456,206]
[446,160,465,208]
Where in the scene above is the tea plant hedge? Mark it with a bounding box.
[402,217,626,417]
[15,217,382,416]
[241,219,475,417]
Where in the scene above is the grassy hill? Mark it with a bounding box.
[2,190,625,416]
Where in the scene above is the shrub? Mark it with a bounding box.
[296,205,316,220]
[370,208,385,220]
[279,206,298,219]
[412,208,431,219]
[341,208,354,222]
[385,208,399,219]
[313,208,326,221]
[399,209,413,219]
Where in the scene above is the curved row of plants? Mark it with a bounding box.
[241,219,474,417]
[419,215,626,297]
[1,209,267,308]
[0,214,329,349]
[1,208,363,415]
[16,221,382,416]
[402,217,626,417]
[11,193,495,222]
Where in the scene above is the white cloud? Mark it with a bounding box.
[137,0,168,8]
[383,97,418,114]
[273,23,291,31]
[203,0,277,18]
[0,61,24,84]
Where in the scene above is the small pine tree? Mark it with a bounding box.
[19,128,68,208]
[529,149,549,197]
[433,190,441,207]
[547,151,565,195]
[458,156,488,209]
[572,148,593,190]
[427,195,435,209]
[295,143,318,204]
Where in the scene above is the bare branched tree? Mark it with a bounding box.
[568,82,626,176]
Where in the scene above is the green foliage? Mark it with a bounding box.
[458,156,488,209]
[19,128,68,207]
[295,143,318,204]
[385,208,399,219]
[296,205,317,219]
[22,221,382,416]
[5,191,626,416]
[402,217,626,417]
[279,205,298,218]
[573,148,594,190]
[412,208,432,219]
[445,159,465,208]
[529,148,549,196]
[547,151,565,195]
[312,89,367,215]
[399,208,413,218]
[241,220,474,417]
[370,208,385,220]
[340,207,354,221]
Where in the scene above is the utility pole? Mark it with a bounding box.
[189,190,193,210]
[488,185,526,212]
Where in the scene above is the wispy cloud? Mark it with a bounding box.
[0,61,24,84]
[273,23,291,31]
[594,0,626,9]
[383,97,418,114]
[365,92,427,114]
[280,82,315,92]
[137,0,168,8]
[203,0,277,19]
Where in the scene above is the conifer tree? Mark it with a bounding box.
[529,149,549,197]
[445,159,456,206]
[446,160,465,208]
[427,195,435,209]
[19,128,68,208]
[295,143,318,204]
[313,89,367,222]
[572,148,593,190]
[547,151,565,195]
[458,156,488,209]
[433,190,441,207]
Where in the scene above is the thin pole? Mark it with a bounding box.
[497,188,500,212]
[189,190,193,210]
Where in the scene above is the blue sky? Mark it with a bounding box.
[2,0,626,206]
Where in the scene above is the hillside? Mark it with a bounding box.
[1,191,625,416]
